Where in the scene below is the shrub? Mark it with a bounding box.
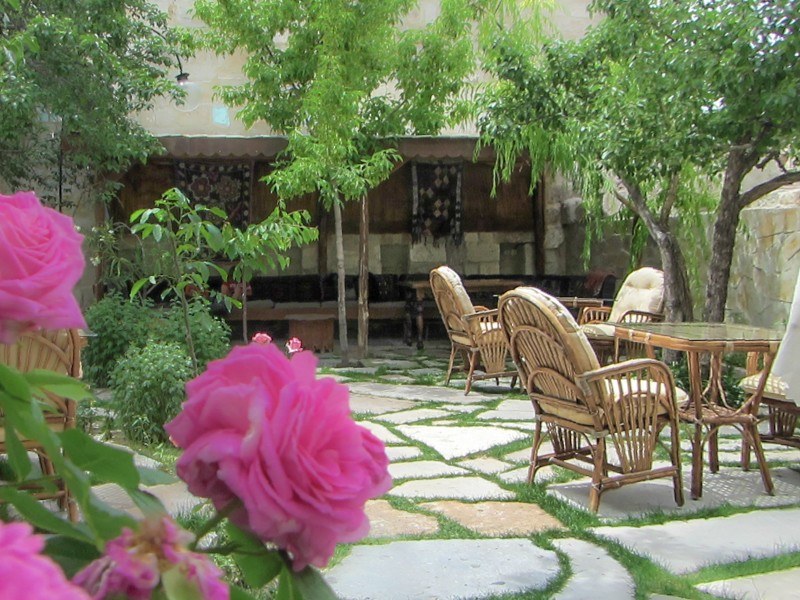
[82,293,153,387]
[111,340,193,445]
[159,300,231,370]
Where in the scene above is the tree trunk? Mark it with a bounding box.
[357,194,369,358]
[333,199,349,365]
[654,229,693,322]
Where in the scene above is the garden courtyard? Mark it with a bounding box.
[89,336,800,600]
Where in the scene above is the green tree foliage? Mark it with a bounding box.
[192,0,524,360]
[0,0,185,203]
[480,0,800,322]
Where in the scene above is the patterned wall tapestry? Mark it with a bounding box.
[411,161,463,246]
[175,161,252,228]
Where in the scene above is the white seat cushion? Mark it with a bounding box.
[740,372,788,402]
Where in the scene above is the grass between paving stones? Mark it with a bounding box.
[686,550,800,586]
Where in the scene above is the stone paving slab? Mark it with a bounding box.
[458,457,512,474]
[499,465,558,484]
[550,467,800,520]
[389,476,515,500]
[475,399,534,421]
[438,403,482,413]
[368,359,420,369]
[380,375,417,384]
[376,408,452,424]
[594,507,800,575]
[396,425,528,459]
[365,499,439,538]
[553,538,635,600]
[326,538,560,600]
[420,500,562,535]
[359,421,404,444]
[389,460,470,480]
[384,446,423,461]
[409,368,443,376]
[349,394,417,415]
[504,442,554,463]
[347,382,494,404]
[696,566,800,599]
[93,481,203,519]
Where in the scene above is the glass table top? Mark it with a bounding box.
[614,322,783,343]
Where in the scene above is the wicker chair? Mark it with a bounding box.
[430,266,517,395]
[579,267,665,362]
[740,271,800,461]
[499,287,683,512]
[0,329,82,521]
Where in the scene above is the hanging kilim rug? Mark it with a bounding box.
[411,161,463,246]
[175,161,251,228]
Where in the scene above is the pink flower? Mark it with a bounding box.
[73,515,228,600]
[0,521,90,599]
[285,337,303,354]
[251,332,272,345]
[0,191,86,343]
[165,344,391,571]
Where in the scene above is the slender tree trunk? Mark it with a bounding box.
[333,199,349,365]
[357,194,369,358]
[654,229,693,322]
[241,277,249,343]
[704,156,748,323]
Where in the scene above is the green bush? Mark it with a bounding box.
[111,340,193,445]
[83,293,153,387]
[159,300,231,370]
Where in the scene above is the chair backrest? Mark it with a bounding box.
[430,267,477,339]
[499,287,604,409]
[608,267,664,323]
[0,329,82,420]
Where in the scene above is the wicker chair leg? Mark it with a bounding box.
[748,426,775,495]
[528,423,544,484]
[464,352,478,395]
[709,428,720,473]
[741,439,752,471]
[691,422,704,500]
[589,439,606,513]
[444,346,458,385]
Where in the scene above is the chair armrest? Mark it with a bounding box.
[619,310,664,324]
[579,358,677,405]
[473,305,490,312]
[463,309,501,337]
[578,306,612,325]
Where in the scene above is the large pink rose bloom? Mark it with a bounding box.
[0,191,86,343]
[165,344,392,571]
[0,521,91,599]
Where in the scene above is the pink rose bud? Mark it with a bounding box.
[251,332,272,345]
[0,191,86,344]
[165,345,392,571]
[286,337,303,354]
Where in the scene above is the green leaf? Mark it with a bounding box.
[0,363,32,402]
[276,567,301,600]
[229,585,260,600]
[26,370,92,402]
[130,277,148,299]
[226,523,282,587]
[137,466,178,486]
[162,565,203,600]
[60,429,140,489]
[2,422,31,480]
[79,488,138,541]
[44,535,102,577]
[0,487,94,544]
[127,488,168,517]
[292,565,339,600]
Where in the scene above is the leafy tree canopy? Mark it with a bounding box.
[0,0,186,202]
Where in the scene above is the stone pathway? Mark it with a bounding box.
[97,340,800,599]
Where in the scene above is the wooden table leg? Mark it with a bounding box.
[688,351,704,500]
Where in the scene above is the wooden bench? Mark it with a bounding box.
[286,314,335,352]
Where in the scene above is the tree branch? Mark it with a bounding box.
[739,170,800,209]
[659,173,680,226]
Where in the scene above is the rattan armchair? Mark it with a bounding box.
[579,267,665,362]
[430,266,517,395]
[0,329,82,521]
[499,287,683,512]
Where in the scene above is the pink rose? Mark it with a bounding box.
[0,521,90,600]
[73,515,228,600]
[165,344,391,571]
[285,336,303,354]
[0,191,86,343]
[251,332,272,345]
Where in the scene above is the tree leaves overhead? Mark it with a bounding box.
[0,0,184,195]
